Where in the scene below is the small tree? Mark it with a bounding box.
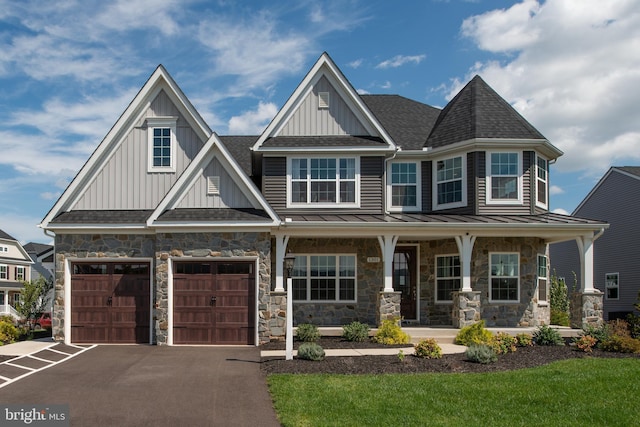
[15,277,53,329]
[550,271,570,326]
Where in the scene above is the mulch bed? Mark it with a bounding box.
[260,337,640,375]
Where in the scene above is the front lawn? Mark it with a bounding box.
[268,358,640,426]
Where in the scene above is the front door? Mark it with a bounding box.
[393,246,417,320]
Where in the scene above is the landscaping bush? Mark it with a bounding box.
[342,321,370,342]
[581,324,610,347]
[550,273,570,326]
[608,319,631,338]
[454,321,493,346]
[600,335,640,354]
[491,332,517,355]
[414,338,442,359]
[550,310,570,327]
[515,333,534,347]
[574,335,597,353]
[627,313,640,339]
[0,318,20,344]
[296,323,320,342]
[373,318,411,345]
[297,342,325,361]
[533,325,564,346]
[465,344,497,364]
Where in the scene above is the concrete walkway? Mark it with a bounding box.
[0,337,56,356]
[261,342,466,358]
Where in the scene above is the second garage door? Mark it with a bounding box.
[173,261,255,345]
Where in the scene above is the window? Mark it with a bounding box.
[0,265,6,280]
[289,157,358,206]
[291,255,356,302]
[435,255,460,302]
[490,253,519,302]
[147,117,177,172]
[605,273,619,300]
[537,255,548,303]
[388,161,421,211]
[487,152,521,204]
[434,156,465,209]
[13,293,20,304]
[536,156,548,208]
[0,246,7,252]
[15,266,25,281]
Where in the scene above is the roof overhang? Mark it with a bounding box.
[422,138,563,160]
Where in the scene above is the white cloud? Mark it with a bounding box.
[228,102,278,135]
[549,185,564,195]
[458,0,640,176]
[0,213,51,245]
[380,81,392,89]
[376,54,426,69]
[40,192,60,200]
[348,59,364,69]
[552,208,570,215]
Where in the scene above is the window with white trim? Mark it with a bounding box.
[289,157,357,206]
[147,117,177,172]
[0,246,7,252]
[536,156,548,208]
[605,272,619,300]
[15,266,25,281]
[487,152,522,204]
[537,254,548,303]
[388,161,420,210]
[291,255,356,302]
[435,255,460,302]
[13,293,20,304]
[0,265,6,280]
[434,156,465,209]
[490,253,519,302]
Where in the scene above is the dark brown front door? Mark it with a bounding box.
[71,262,150,344]
[173,261,255,345]
[393,247,417,320]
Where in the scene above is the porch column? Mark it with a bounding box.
[454,234,476,292]
[572,234,603,329]
[274,235,290,292]
[575,234,595,292]
[377,235,398,293]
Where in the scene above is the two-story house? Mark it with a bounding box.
[40,53,606,346]
[0,230,33,319]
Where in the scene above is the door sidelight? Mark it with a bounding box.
[107,296,113,306]
[210,296,217,306]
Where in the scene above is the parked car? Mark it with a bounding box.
[30,312,52,330]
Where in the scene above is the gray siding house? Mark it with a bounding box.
[551,167,640,320]
[0,230,33,320]
[40,53,607,346]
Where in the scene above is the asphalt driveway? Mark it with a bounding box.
[0,345,280,426]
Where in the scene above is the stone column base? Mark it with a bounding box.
[452,291,481,328]
[570,291,604,329]
[377,291,401,325]
[261,292,287,343]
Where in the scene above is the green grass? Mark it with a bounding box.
[267,358,640,427]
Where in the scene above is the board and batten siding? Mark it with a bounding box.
[177,157,253,209]
[72,90,205,210]
[278,76,369,136]
[477,150,533,215]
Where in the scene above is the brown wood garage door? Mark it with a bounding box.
[71,262,151,344]
[173,261,255,345]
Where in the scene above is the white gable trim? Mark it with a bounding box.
[148,134,280,226]
[39,65,212,229]
[252,52,396,150]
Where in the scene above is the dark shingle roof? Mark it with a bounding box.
[361,94,440,150]
[616,166,640,178]
[219,136,258,176]
[261,135,387,148]
[51,210,153,224]
[0,230,17,241]
[426,75,546,149]
[156,208,273,222]
[23,242,53,256]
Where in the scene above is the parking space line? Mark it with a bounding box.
[4,362,35,371]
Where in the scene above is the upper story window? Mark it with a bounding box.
[289,157,358,207]
[433,156,465,210]
[387,161,421,211]
[536,156,548,209]
[490,252,519,302]
[605,272,619,300]
[486,151,522,205]
[0,246,8,252]
[147,117,177,173]
[0,265,7,280]
[291,254,356,302]
[15,266,25,281]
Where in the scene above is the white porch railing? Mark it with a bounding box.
[0,303,21,320]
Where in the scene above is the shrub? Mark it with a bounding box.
[297,342,325,361]
[608,319,631,338]
[342,321,370,342]
[414,338,442,359]
[550,310,570,327]
[581,324,610,347]
[533,325,564,346]
[373,318,411,345]
[0,318,20,344]
[574,335,597,352]
[454,321,493,346]
[600,335,640,354]
[491,332,517,355]
[627,314,640,339]
[515,333,534,347]
[465,344,497,364]
[296,323,320,342]
[550,273,570,326]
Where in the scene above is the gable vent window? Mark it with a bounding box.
[207,176,220,195]
[318,92,330,109]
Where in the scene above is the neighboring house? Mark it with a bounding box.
[551,167,640,321]
[0,230,33,319]
[23,242,54,282]
[39,52,607,346]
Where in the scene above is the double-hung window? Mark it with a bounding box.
[0,265,7,280]
[536,156,548,209]
[292,255,356,302]
[605,273,619,300]
[435,255,461,302]
[290,157,357,206]
[537,254,548,304]
[388,161,420,211]
[15,266,25,281]
[490,253,519,302]
[147,117,177,172]
[487,152,521,204]
[434,156,465,209]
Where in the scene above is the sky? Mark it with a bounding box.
[0,0,639,244]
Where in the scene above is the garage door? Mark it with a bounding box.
[71,262,151,344]
[173,261,255,345]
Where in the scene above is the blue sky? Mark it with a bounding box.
[1,0,639,244]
